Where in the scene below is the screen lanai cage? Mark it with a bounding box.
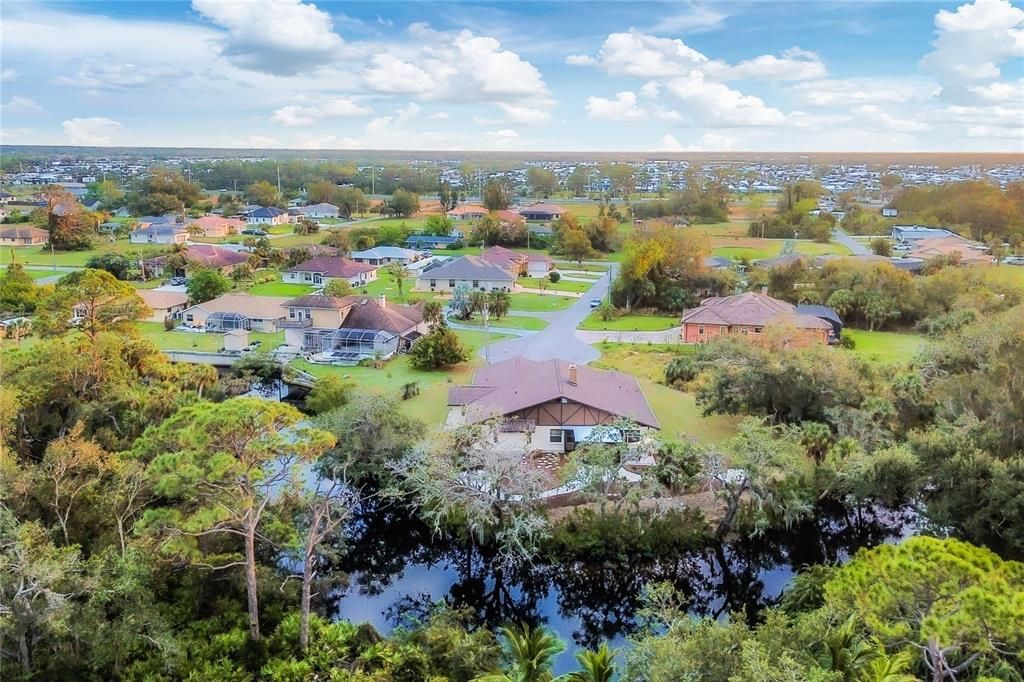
[206,312,250,332]
[305,328,400,364]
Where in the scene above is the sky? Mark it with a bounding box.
[0,0,1022,152]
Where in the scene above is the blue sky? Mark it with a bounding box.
[1,0,1021,151]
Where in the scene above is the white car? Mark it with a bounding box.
[1004,256,1024,266]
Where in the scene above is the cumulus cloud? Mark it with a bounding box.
[1,96,42,113]
[497,103,551,125]
[853,104,931,133]
[788,77,937,106]
[586,91,682,123]
[565,54,597,66]
[192,0,345,75]
[363,54,437,94]
[53,58,190,89]
[664,72,787,126]
[657,132,736,152]
[62,117,122,145]
[1,68,16,82]
[271,97,372,126]
[706,47,826,81]
[969,79,1024,101]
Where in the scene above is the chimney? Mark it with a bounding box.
[378,294,386,308]
[568,363,578,386]
[761,286,768,296]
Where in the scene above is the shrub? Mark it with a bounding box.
[838,330,856,349]
[548,271,561,283]
[407,327,468,370]
[163,316,175,331]
[401,381,421,400]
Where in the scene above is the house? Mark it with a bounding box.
[145,244,250,277]
[130,223,188,244]
[794,304,843,343]
[525,253,554,277]
[0,226,49,245]
[350,246,424,266]
[283,256,378,287]
[246,207,289,226]
[136,289,189,322]
[481,245,528,275]
[0,191,15,205]
[495,209,526,225]
[179,294,289,332]
[909,236,992,265]
[447,357,659,454]
[281,294,427,363]
[414,255,516,293]
[890,225,954,243]
[406,255,452,276]
[185,215,246,237]
[295,203,340,219]
[406,233,463,249]
[679,292,832,346]
[881,208,898,217]
[518,202,565,221]
[447,204,488,220]
[704,256,735,270]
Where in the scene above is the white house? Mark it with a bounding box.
[283,256,378,287]
[414,255,515,293]
[130,223,188,244]
[296,203,340,219]
[350,246,424,266]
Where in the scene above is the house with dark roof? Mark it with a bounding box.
[413,255,516,293]
[130,223,188,244]
[283,256,378,287]
[480,245,554,278]
[406,233,463,249]
[518,203,566,221]
[680,292,832,346]
[281,294,427,363]
[246,206,290,226]
[447,357,659,453]
[890,225,954,243]
[295,203,340,219]
[144,244,250,277]
[0,226,49,245]
[794,304,843,343]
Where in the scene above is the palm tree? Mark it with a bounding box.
[565,644,616,682]
[387,262,409,297]
[473,623,565,682]
[825,616,876,679]
[468,290,490,318]
[859,648,915,682]
[422,300,444,329]
[487,290,511,320]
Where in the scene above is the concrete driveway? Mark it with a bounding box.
[480,266,615,365]
[833,228,871,255]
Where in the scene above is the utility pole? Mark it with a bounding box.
[371,166,375,196]
[276,165,282,196]
[482,303,490,365]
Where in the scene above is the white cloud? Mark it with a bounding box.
[921,0,1024,100]
[428,112,450,120]
[789,77,937,106]
[639,81,661,99]
[191,0,345,75]
[0,96,42,113]
[969,79,1024,101]
[363,54,438,94]
[53,58,191,90]
[565,54,597,66]
[650,5,728,33]
[853,104,931,133]
[271,97,372,126]
[486,128,519,139]
[0,128,33,143]
[664,72,787,126]
[586,91,682,123]
[591,31,708,78]
[658,134,684,151]
[1,68,16,82]
[229,135,281,148]
[62,117,122,145]
[497,103,551,125]
[656,132,736,152]
[707,47,826,81]
[965,124,1024,140]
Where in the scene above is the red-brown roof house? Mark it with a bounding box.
[680,292,831,346]
[0,226,49,245]
[446,204,488,220]
[448,357,659,453]
[145,244,250,277]
[185,215,246,237]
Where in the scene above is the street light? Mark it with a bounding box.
[482,302,491,365]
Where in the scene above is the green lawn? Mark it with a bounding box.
[456,315,549,331]
[291,329,510,425]
[592,344,739,444]
[24,269,59,280]
[357,217,429,230]
[696,222,750,238]
[552,261,611,273]
[509,292,576,312]
[247,281,315,297]
[842,329,925,365]
[0,240,167,268]
[135,322,285,352]
[518,276,593,293]
[578,313,680,331]
[712,240,852,262]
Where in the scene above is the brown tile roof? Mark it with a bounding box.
[137,289,189,310]
[481,245,527,271]
[185,216,246,233]
[909,236,992,264]
[283,294,359,310]
[285,256,377,278]
[0,226,49,240]
[448,357,659,428]
[340,297,423,334]
[147,244,250,269]
[185,293,289,318]
[680,292,831,330]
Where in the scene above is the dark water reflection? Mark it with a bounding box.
[323,499,918,672]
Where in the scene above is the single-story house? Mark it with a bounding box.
[447,357,659,454]
[518,202,566,221]
[145,244,250,277]
[406,233,463,250]
[0,226,49,245]
[447,204,488,220]
[794,304,843,343]
[282,294,427,362]
[295,203,340,219]
[185,215,246,237]
[180,293,289,332]
[525,253,554,277]
[247,207,290,225]
[406,255,452,275]
[909,236,992,265]
[495,209,526,225]
[481,245,528,275]
[130,223,188,244]
[414,255,516,293]
[350,246,424,266]
[705,256,735,270]
[680,291,832,346]
[890,225,954,243]
[0,191,15,205]
[137,289,189,322]
[283,256,378,287]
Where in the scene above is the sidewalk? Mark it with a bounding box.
[575,327,682,345]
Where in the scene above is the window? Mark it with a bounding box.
[185,314,194,323]
[288,309,296,319]
[623,430,641,444]
[472,280,480,288]
[430,279,436,289]
[754,326,763,333]
[303,272,311,281]
[741,327,749,335]
[448,279,456,288]
[697,325,705,335]
[549,429,563,444]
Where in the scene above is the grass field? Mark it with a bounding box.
[578,313,679,331]
[455,315,549,331]
[518,276,593,293]
[135,322,285,352]
[292,329,509,425]
[0,240,166,268]
[696,222,750,238]
[509,292,576,312]
[842,329,925,365]
[552,261,611,272]
[592,344,740,444]
[24,269,60,280]
[247,281,315,297]
[712,239,852,261]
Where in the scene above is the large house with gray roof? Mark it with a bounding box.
[413,255,515,293]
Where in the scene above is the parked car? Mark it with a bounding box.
[1004,256,1024,266]
[241,228,268,236]
[168,276,187,286]
[893,242,911,251]
[589,299,601,309]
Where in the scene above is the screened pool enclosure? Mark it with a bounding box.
[206,312,250,332]
[303,328,400,365]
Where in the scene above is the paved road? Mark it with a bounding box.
[833,228,871,255]
[480,266,615,365]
